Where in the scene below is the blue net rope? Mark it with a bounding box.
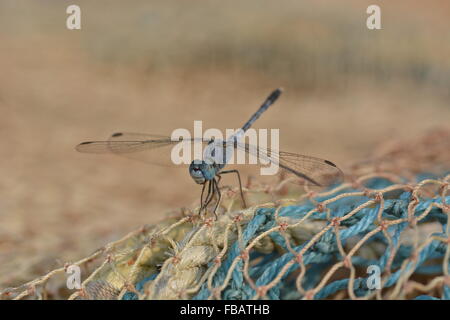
[120,173,449,300]
[2,146,449,301]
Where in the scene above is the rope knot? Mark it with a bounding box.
[64,262,71,272]
[278,222,289,232]
[304,290,315,300]
[442,204,450,214]
[316,203,326,213]
[330,217,341,227]
[379,220,389,231]
[256,286,268,298]
[444,275,450,287]
[214,255,222,265]
[410,194,420,205]
[27,285,36,296]
[212,288,222,300]
[148,236,157,248]
[139,225,148,234]
[343,256,352,268]
[408,216,418,227]
[124,281,136,293]
[105,254,113,263]
[77,287,87,298]
[362,188,372,197]
[186,214,198,224]
[410,250,418,262]
[240,250,249,260]
[176,289,187,299]
[374,192,383,202]
[171,255,181,265]
[203,218,214,227]
[226,189,237,198]
[403,281,414,294]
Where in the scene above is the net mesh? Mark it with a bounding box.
[1,128,449,300]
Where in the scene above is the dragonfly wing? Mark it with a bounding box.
[76,133,174,153]
[234,142,344,187]
[76,132,210,167]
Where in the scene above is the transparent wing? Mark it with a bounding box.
[233,141,344,187]
[76,132,344,185]
[76,132,175,153]
[75,132,211,167]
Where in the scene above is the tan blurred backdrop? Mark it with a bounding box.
[0,0,449,287]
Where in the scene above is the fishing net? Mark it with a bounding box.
[1,128,449,300]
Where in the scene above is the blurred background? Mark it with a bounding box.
[0,0,449,288]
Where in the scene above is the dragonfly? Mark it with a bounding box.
[76,89,343,218]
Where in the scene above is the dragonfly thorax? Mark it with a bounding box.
[189,160,219,184]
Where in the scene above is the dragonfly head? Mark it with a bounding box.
[189,160,217,184]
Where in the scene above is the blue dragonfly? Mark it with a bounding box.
[76,89,343,218]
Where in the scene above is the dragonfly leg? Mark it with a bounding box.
[199,182,207,212]
[212,178,222,220]
[202,180,216,216]
[215,174,222,189]
[219,169,247,208]
[199,180,212,216]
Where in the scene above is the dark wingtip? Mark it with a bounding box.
[75,141,93,152]
[111,132,123,137]
[78,141,93,146]
[324,159,337,167]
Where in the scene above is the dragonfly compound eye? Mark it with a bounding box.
[189,161,207,184]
